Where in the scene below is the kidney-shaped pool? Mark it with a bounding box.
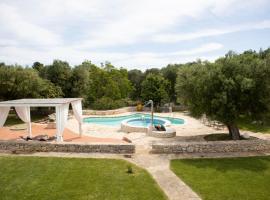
[83,113,184,127]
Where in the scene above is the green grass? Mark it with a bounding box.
[0,156,167,200]
[171,157,270,200]
[5,113,47,126]
[237,115,270,134]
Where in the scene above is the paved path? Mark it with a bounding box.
[130,153,201,200]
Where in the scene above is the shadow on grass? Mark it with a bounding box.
[172,156,270,172]
[203,133,255,141]
[237,115,270,134]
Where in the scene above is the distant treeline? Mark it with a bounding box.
[0,48,269,110]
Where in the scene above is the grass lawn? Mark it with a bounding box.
[0,156,167,200]
[171,156,270,200]
[237,115,270,134]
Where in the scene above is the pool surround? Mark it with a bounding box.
[121,117,171,133]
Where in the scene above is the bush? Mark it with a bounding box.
[126,165,133,174]
[136,103,143,111]
[91,97,127,110]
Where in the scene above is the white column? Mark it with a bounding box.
[0,107,10,127]
[71,100,83,137]
[55,106,62,142]
[55,104,69,142]
[15,106,32,137]
[26,107,31,137]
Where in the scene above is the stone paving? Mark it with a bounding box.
[66,111,226,141]
[0,123,124,144]
[129,149,201,200]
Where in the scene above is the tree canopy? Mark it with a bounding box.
[141,73,169,106]
[0,47,270,116]
[176,50,270,139]
[0,65,62,100]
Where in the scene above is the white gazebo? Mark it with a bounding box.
[0,98,83,142]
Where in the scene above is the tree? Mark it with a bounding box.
[141,73,169,106]
[128,69,144,100]
[86,63,132,108]
[161,64,180,103]
[32,61,47,78]
[45,60,72,97]
[0,65,62,100]
[70,61,92,100]
[176,53,270,140]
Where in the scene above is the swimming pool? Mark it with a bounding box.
[83,113,184,126]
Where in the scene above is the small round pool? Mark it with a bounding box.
[125,118,167,127]
[121,117,171,133]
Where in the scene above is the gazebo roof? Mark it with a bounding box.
[0,98,82,107]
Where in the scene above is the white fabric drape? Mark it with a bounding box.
[0,107,10,127]
[55,103,69,142]
[15,106,32,137]
[71,100,83,136]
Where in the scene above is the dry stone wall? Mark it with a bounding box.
[0,140,135,154]
[83,107,136,115]
[151,140,270,154]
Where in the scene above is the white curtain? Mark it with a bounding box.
[71,100,83,136]
[15,106,32,137]
[55,103,69,142]
[0,107,10,127]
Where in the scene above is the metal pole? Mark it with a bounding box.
[150,100,153,127]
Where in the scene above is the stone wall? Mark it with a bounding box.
[0,140,135,154]
[151,140,270,154]
[83,107,136,115]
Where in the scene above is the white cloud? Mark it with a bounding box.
[0,43,223,68]
[153,20,270,43]
[77,0,217,48]
[0,0,269,68]
[0,3,61,47]
[167,43,223,56]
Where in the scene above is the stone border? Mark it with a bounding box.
[151,139,270,154]
[0,140,135,154]
[121,117,171,133]
[83,107,136,115]
[148,130,176,138]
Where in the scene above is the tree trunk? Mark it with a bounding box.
[227,124,241,140]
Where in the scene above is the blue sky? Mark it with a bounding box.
[0,0,270,70]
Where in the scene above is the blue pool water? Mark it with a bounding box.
[83,113,184,126]
[126,118,166,127]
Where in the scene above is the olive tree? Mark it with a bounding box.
[176,53,270,140]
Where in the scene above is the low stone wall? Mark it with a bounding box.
[0,140,135,154]
[151,140,270,154]
[148,130,176,138]
[83,107,136,115]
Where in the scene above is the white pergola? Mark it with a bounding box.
[0,98,83,142]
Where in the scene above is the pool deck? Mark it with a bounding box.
[0,123,125,144]
[66,111,226,145]
[0,111,227,144]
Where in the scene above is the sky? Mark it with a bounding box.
[0,0,270,70]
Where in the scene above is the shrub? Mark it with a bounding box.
[91,97,127,110]
[126,165,133,174]
[136,103,143,111]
